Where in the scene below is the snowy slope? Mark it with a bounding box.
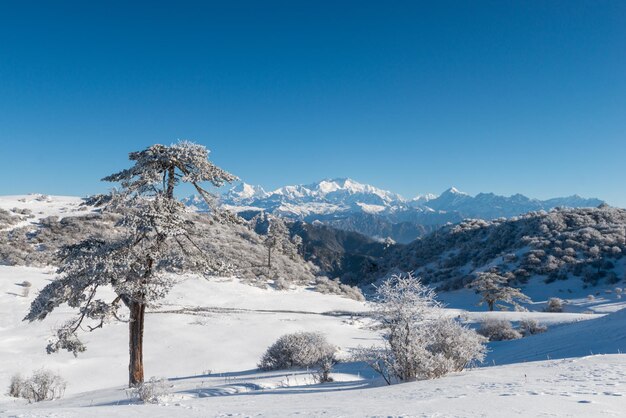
[487,308,626,365]
[2,263,626,417]
[3,355,625,417]
[0,195,91,230]
[0,266,373,397]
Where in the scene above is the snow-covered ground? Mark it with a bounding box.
[0,194,88,217]
[0,194,91,232]
[1,196,625,417]
[1,263,625,417]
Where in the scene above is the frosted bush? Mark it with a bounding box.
[258,332,337,371]
[314,276,365,301]
[34,194,50,202]
[8,369,66,403]
[7,374,23,398]
[519,319,547,336]
[477,318,522,341]
[544,297,564,313]
[0,209,19,228]
[127,377,169,404]
[314,354,337,383]
[356,273,486,384]
[273,277,290,290]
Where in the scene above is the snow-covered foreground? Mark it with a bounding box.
[0,266,373,395]
[0,355,626,418]
[3,355,626,417]
[1,264,626,417]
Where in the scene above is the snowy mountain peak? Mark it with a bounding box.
[442,186,468,196]
[182,178,605,242]
[225,182,268,201]
[268,178,404,203]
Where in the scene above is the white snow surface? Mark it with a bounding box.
[1,263,626,417]
[0,195,91,230]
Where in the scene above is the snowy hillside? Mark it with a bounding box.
[0,194,92,230]
[1,263,625,417]
[0,196,327,288]
[376,205,626,291]
[183,178,605,243]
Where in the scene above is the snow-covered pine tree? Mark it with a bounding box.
[251,212,300,271]
[24,141,237,387]
[467,271,530,311]
[265,216,292,269]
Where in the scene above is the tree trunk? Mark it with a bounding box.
[488,300,494,311]
[166,166,176,199]
[128,301,145,387]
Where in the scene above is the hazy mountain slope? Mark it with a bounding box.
[288,221,393,285]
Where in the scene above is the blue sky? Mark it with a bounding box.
[1,1,624,206]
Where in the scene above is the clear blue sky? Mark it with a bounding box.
[1,1,624,206]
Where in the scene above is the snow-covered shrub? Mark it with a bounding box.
[273,277,290,290]
[519,319,547,336]
[11,207,33,216]
[35,194,50,202]
[477,318,522,341]
[314,276,365,301]
[544,297,564,313]
[314,354,337,383]
[8,369,66,402]
[258,332,337,371]
[356,273,486,384]
[7,374,24,398]
[127,377,169,404]
[0,209,19,229]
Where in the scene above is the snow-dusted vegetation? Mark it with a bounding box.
[258,331,337,371]
[355,273,486,384]
[379,206,626,292]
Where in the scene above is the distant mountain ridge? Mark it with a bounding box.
[183,178,604,243]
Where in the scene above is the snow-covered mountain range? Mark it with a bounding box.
[183,178,604,243]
